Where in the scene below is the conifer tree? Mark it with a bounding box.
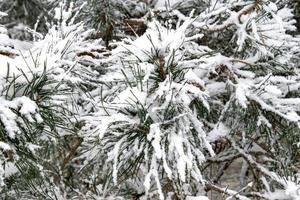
[0,0,300,199]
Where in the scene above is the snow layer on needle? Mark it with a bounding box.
[284,181,300,199]
[235,82,250,109]
[113,87,147,106]
[0,99,21,139]
[0,141,11,151]
[0,11,7,17]
[0,1,86,88]
[207,122,229,142]
[186,196,209,200]
[147,124,163,159]
[0,96,42,139]
[113,17,193,63]
[155,0,182,9]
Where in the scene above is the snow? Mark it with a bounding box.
[111,137,124,185]
[147,124,163,159]
[235,83,249,109]
[0,33,11,46]
[113,17,194,64]
[0,96,43,139]
[12,40,33,52]
[206,82,226,96]
[172,133,189,181]
[0,11,7,17]
[264,85,282,96]
[285,181,300,199]
[0,142,11,151]
[186,196,209,200]
[4,162,18,178]
[268,2,278,12]
[26,143,41,153]
[207,123,229,142]
[0,99,21,139]
[257,114,272,128]
[155,0,182,8]
[188,113,215,157]
[17,97,40,117]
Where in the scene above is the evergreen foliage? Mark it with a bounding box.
[0,0,300,199]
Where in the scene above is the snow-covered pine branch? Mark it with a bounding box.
[0,0,300,199]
